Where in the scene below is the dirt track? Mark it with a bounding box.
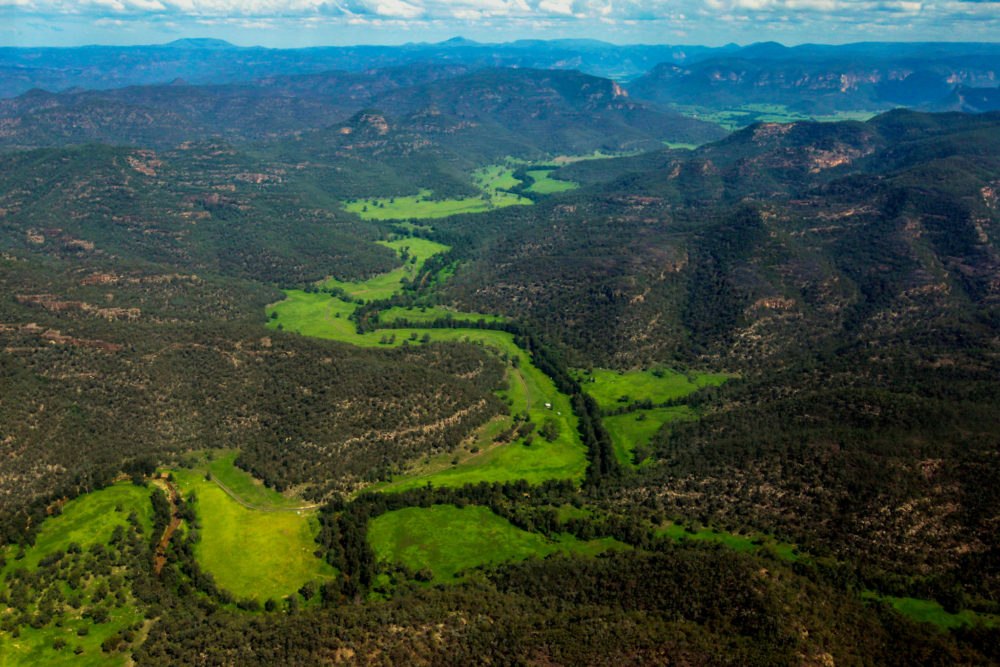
[207,473,321,512]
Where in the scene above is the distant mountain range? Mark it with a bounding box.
[628,42,1000,114]
[0,65,724,152]
[0,38,733,98]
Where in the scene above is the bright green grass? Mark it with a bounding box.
[0,603,144,667]
[525,169,578,194]
[0,483,153,666]
[656,522,799,561]
[578,367,729,411]
[862,593,1000,630]
[321,238,450,300]
[206,452,304,510]
[1,484,152,573]
[170,469,335,602]
[473,164,523,191]
[368,504,625,581]
[345,187,529,221]
[674,103,880,131]
[269,290,357,337]
[550,150,635,164]
[663,142,700,150]
[379,305,503,325]
[603,406,696,467]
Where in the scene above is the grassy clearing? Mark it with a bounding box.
[205,452,305,510]
[170,469,335,602]
[368,504,625,581]
[321,238,450,300]
[663,141,700,150]
[344,167,532,221]
[525,168,578,194]
[551,150,634,164]
[1,484,152,573]
[379,305,503,325]
[473,164,523,191]
[0,604,144,667]
[0,483,153,666]
[603,406,696,467]
[656,522,799,561]
[674,103,880,131]
[577,367,729,411]
[862,593,1000,630]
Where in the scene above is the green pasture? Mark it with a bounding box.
[368,504,625,581]
[170,469,335,602]
[473,164,523,191]
[674,103,880,131]
[656,522,799,561]
[0,604,144,667]
[268,290,357,338]
[603,406,696,467]
[0,483,153,667]
[321,238,450,300]
[525,168,578,194]
[862,593,999,630]
[344,180,529,221]
[206,452,304,510]
[0,484,152,573]
[578,367,729,411]
[551,150,632,164]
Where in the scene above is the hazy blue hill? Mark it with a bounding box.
[162,38,238,50]
[628,45,1000,113]
[0,39,731,97]
[0,64,725,151]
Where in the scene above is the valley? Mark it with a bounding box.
[1,35,999,665]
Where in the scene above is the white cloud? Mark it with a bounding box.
[3,0,999,42]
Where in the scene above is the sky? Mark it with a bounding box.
[1,0,998,48]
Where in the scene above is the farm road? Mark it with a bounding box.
[208,473,321,513]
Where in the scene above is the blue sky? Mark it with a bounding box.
[2,0,998,47]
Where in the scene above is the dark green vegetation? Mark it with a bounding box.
[2,41,1000,663]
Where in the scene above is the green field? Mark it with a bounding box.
[674,103,880,131]
[473,164,523,191]
[321,238,450,300]
[344,165,532,221]
[578,367,729,411]
[603,406,696,467]
[862,593,1000,630]
[170,468,335,602]
[656,522,799,561]
[524,168,578,194]
[368,504,625,581]
[0,483,154,666]
[205,452,306,510]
